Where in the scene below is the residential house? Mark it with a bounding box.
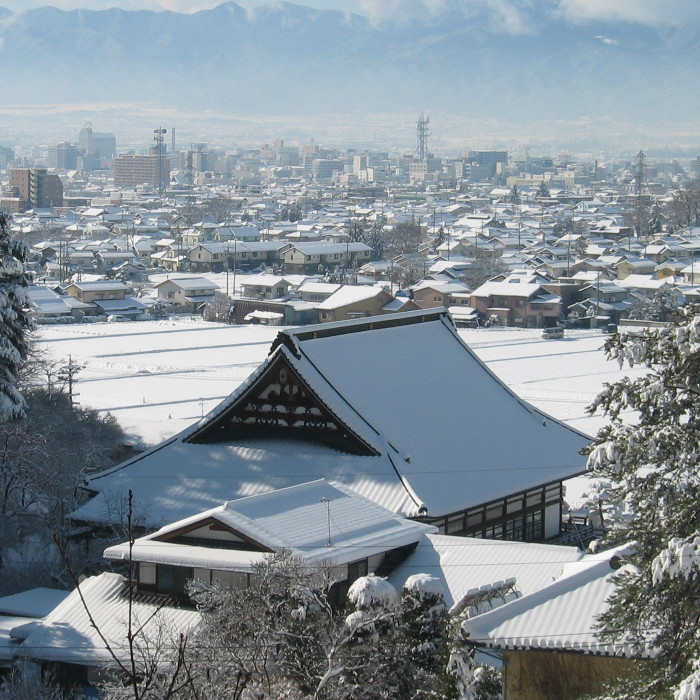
[63,281,129,304]
[27,286,89,323]
[297,281,342,302]
[470,275,563,327]
[188,242,231,272]
[94,250,137,274]
[239,274,291,300]
[569,281,632,325]
[154,277,220,312]
[614,257,657,280]
[411,280,470,309]
[315,285,398,322]
[278,242,372,274]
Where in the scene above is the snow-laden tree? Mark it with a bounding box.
[138,552,498,699]
[586,305,700,698]
[0,213,32,421]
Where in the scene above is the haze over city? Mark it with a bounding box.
[1,0,700,153]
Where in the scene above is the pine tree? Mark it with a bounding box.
[0,213,32,421]
[586,304,700,698]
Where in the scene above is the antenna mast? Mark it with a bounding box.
[153,127,167,198]
[416,113,430,161]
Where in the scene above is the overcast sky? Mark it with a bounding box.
[1,0,697,28]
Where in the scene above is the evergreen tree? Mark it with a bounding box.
[586,305,700,698]
[0,213,32,421]
[536,180,550,198]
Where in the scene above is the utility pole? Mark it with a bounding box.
[58,355,81,405]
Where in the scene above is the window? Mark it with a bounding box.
[348,559,368,582]
[157,564,193,596]
[526,489,543,508]
[139,562,156,586]
[447,514,465,534]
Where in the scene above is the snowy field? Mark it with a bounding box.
[34,319,646,506]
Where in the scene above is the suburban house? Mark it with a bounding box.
[94,250,137,274]
[278,242,373,274]
[470,277,563,327]
[239,274,292,300]
[297,281,342,302]
[154,277,220,312]
[63,280,129,304]
[315,285,400,322]
[27,285,90,322]
[187,242,232,272]
[411,280,471,309]
[70,310,589,546]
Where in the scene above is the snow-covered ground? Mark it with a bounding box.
[35,319,646,504]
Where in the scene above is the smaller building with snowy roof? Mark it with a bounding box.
[103,479,436,605]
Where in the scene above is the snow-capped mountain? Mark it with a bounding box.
[0,1,696,127]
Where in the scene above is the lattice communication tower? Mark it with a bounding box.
[416,113,430,161]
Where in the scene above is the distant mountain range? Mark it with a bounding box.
[0,1,698,130]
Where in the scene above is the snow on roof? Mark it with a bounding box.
[73,310,589,528]
[463,544,640,656]
[67,281,128,292]
[240,274,289,288]
[17,573,200,667]
[244,310,284,321]
[27,286,74,315]
[93,298,146,312]
[156,277,219,291]
[412,280,470,293]
[104,479,436,570]
[388,534,583,612]
[617,275,672,290]
[471,281,545,299]
[298,282,342,294]
[315,285,387,309]
[0,588,70,619]
[0,616,36,663]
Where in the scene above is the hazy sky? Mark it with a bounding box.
[1,0,697,27]
[0,0,365,12]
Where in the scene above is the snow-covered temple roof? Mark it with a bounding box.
[72,309,589,528]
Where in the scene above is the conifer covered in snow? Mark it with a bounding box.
[164,553,497,699]
[0,213,31,421]
[586,305,700,698]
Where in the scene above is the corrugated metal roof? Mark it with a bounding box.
[389,534,583,612]
[463,545,641,656]
[17,573,200,667]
